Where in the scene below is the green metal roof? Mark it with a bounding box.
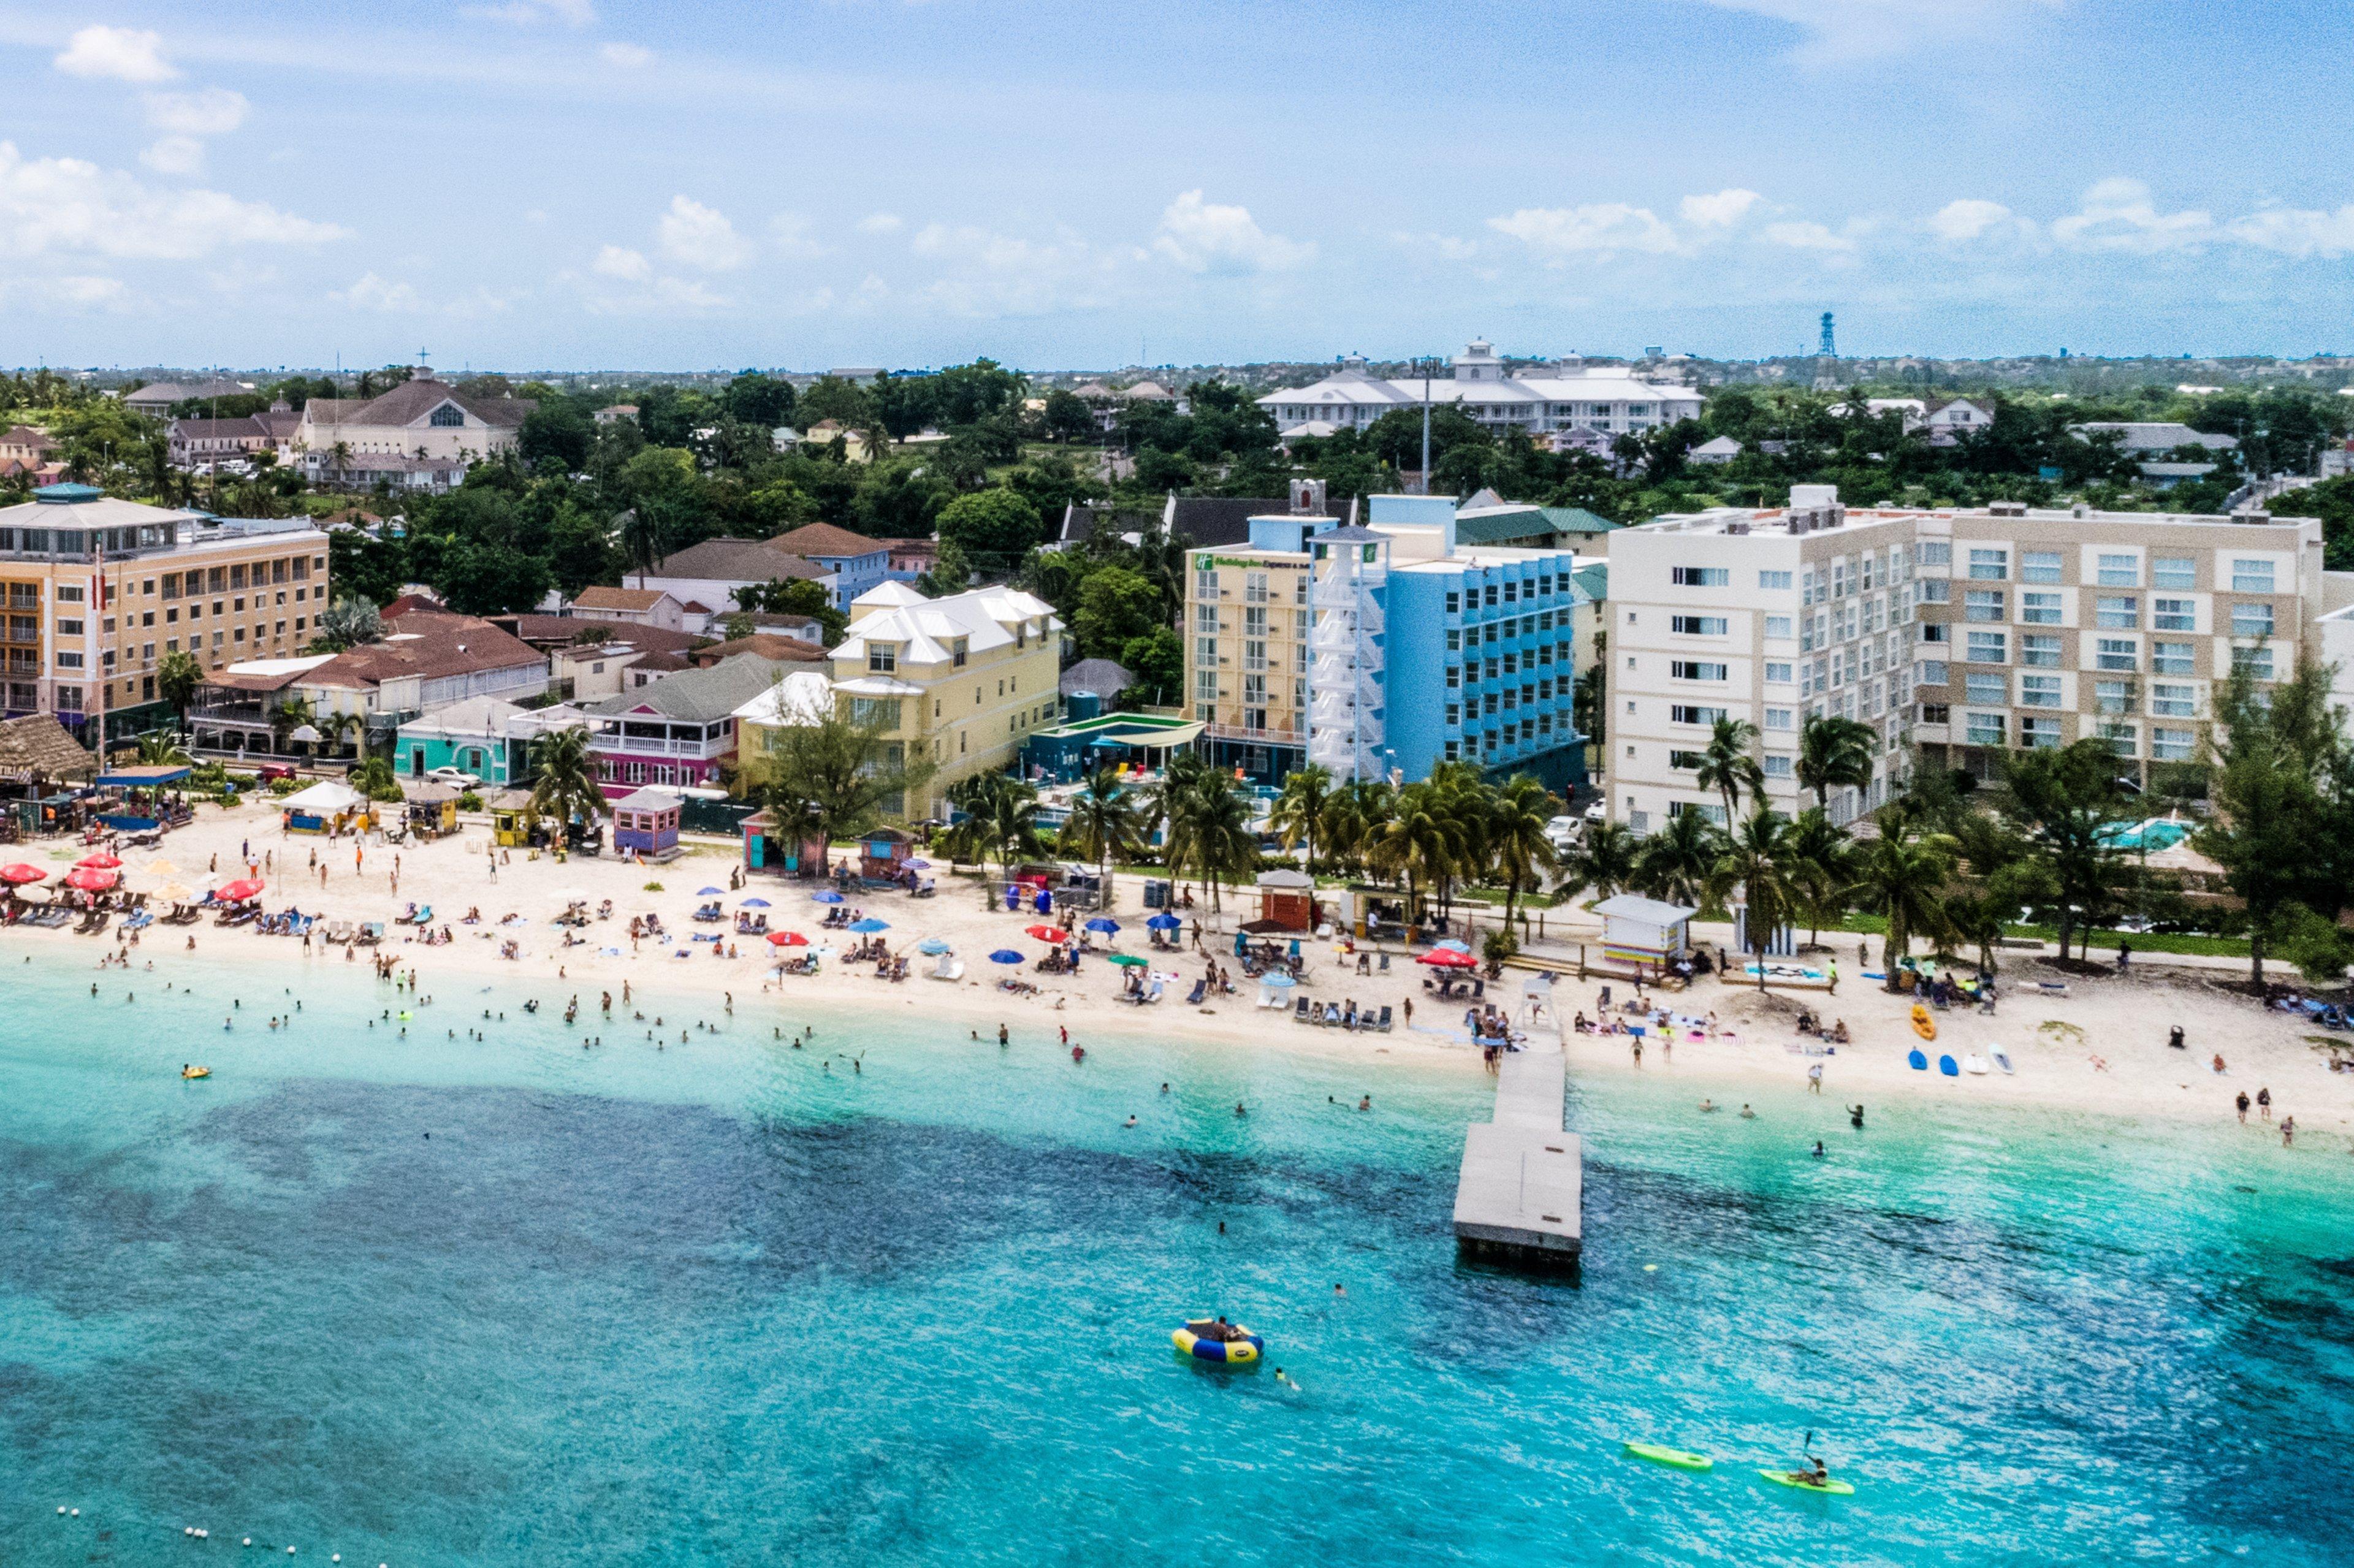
[1537,507,1622,535]
[1571,563,1609,601]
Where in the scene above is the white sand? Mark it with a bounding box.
[18,797,2354,1145]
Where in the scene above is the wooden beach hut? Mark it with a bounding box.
[1593,894,1696,976]
[1254,867,1317,933]
[400,778,462,839]
[611,786,682,861]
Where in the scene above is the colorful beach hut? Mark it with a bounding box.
[611,786,682,861]
[741,808,826,877]
[857,824,916,880]
[1592,894,1695,975]
[400,778,463,839]
[1254,867,1317,932]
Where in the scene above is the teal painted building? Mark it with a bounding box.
[392,696,532,785]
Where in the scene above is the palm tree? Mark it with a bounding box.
[318,709,364,763]
[1941,888,2008,976]
[1846,820,1959,989]
[1633,808,1722,909]
[269,696,317,755]
[1317,777,1395,881]
[1785,807,1856,950]
[156,649,202,741]
[1166,771,1257,919]
[1556,820,1639,905]
[948,772,1045,870]
[1796,714,1878,813]
[1365,780,1465,928]
[1056,766,1140,896]
[527,725,609,836]
[1268,763,1335,872]
[351,755,402,802]
[1693,716,1765,827]
[1710,810,1802,991]
[618,508,665,588]
[132,731,191,766]
[1485,774,1560,933]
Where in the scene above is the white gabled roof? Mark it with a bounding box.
[732,671,837,725]
[834,584,1060,669]
[850,581,929,609]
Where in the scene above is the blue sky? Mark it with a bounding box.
[2,0,2352,370]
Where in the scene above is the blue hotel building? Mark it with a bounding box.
[1184,493,1592,791]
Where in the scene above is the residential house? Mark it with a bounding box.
[1922,397,1993,446]
[121,378,251,419]
[593,404,639,425]
[0,426,56,466]
[2070,421,2241,457]
[568,586,688,630]
[688,632,826,668]
[726,670,837,793]
[584,652,790,796]
[799,421,874,461]
[1258,343,1700,440]
[636,537,833,618]
[390,695,586,786]
[1688,435,1743,466]
[767,523,892,609]
[166,415,274,469]
[880,537,937,582]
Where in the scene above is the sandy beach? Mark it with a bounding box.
[15,797,2354,1147]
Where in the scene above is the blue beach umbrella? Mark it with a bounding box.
[812,890,845,904]
[989,950,1024,964]
[697,886,723,896]
[906,858,932,870]
[741,897,771,908]
[916,938,953,955]
[1434,938,1472,953]
[848,918,889,934]
[1260,971,1297,988]
[1147,912,1182,931]
[1085,917,1120,934]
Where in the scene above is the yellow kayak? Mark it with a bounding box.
[181,1065,211,1080]
[1759,1469,1854,1495]
[1910,1004,1937,1041]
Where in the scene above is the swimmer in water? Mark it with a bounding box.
[1123,1114,1138,1128]
[1811,1140,1826,1158]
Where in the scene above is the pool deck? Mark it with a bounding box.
[1451,1026,1583,1266]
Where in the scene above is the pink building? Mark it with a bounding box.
[583,652,790,798]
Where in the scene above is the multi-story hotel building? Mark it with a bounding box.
[1257,341,1702,441]
[0,484,332,745]
[1183,494,1593,790]
[1607,485,2337,831]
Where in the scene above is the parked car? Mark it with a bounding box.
[257,762,297,783]
[426,766,481,788]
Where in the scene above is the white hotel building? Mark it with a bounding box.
[1258,342,1703,441]
[1607,485,2342,831]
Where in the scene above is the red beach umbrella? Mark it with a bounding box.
[1025,924,1070,943]
[218,877,265,902]
[75,851,123,869]
[1416,948,1477,969]
[63,867,119,892]
[765,931,809,946]
[0,864,47,885]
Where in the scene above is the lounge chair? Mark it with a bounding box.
[355,921,384,946]
[1292,996,1311,1023]
[1185,978,1207,1005]
[1375,1004,1393,1032]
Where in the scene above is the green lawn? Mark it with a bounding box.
[1827,911,2251,959]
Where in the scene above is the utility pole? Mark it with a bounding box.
[1420,357,1434,496]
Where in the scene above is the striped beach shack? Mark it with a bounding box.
[1592,894,1695,973]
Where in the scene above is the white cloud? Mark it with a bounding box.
[600,42,652,66]
[463,0,596,23]
[1762,219,1854,251]
[1926,198,2016,242]
[2226,205,2354,259]
[593,244,651,280]
[51,275,129,307]
[1487,202,1680,257]
[143,89,249,137]
[657,195,752,270]
[908,223,1123,315]
[0,141,347,260]
[139,137,206,177]
[856,211,904,235]
[1680,0,2067,62]
[337,272,422,311]
[1390,230,1479,261]
[53,25,177,83]
[1151,190,1314,275]
[769,213,825,259]
[2051,178,2211,253]
[573,272,730,316]
[1680,188,1762,228]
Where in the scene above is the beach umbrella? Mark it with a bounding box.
[905,858,932,870]
[1433,938,1471,953]
[151,881,193,903]
[812,890,845,904]
[766,931,809,946]
[696,886,724,896]
[739,897,771,908]
[1106,952,1149,968]
[1025,923,1070,943]
[1146,912,1182,931]
[848,917,890,934]
[75,851,123,870]
[1417,948,1476,969]
[1259,970,1297,988]
[143,858,180,876]
[915,938,953,955]
[219,877,265,902]
[64,867,119,892]
[0,864,47,885]
[988,950,1024,964]
[1085,917,1121,934]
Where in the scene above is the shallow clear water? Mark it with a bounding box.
[1,956,2350,1566]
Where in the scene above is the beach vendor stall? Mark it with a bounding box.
[611,787,682,862]
[93,762,193,836]
[1254,868,1317,933]
[400,778,463,839]
[280,778,368,835]
[1593,894,1696,983]
[488,788,539,848]
[741,807,825,877]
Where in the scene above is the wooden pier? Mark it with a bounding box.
[1451,1034,1582,1267]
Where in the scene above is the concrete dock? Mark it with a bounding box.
[1451,1038,1583,1266]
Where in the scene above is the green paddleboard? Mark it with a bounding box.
[1758,1469,1854,1496]
[1622,1442,1712,1471]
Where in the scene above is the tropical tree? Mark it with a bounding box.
[760,707,939,875]
[156,649,203,739]
[1785,806,1856,951]
[1317,777,1396,880]
[1365,778,1466,926]
[1056,766,1141,894]
[1632,807,1721,909]
[1485,773,1560,932]
[1847,819,1959,988]
[944,771,1044,870]
[312,596,384,653]
[1710,809,1802,991]
[131,731,191,766]
[2001,739,2133,962]
[269,696,317,754]
[526,725,609,835]
[1556,820,1640,904]
[1268,763,1336,872]
[1693,716,1765,826]
[1796,714,1878,813]
[1165,770,1258,918]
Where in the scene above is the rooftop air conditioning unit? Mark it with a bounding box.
[1726,522,1750,536]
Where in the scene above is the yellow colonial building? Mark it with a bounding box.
[733,581,1063,820]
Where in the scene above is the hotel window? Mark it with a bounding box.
[1668,704,1725,726]
[2152,598,2195,632]
[1920,622,1948,644]
[1920,702,1951,725]
[2152,641,2194,676]
[56,617,82,636]
[1195,636,1217,669]
[2233,645,2276,680]
[2019,674,2061,708]
[1917,580,1949,604]
[2096,596,2138,630]
[2152,556,2196,591]
[2095,638,2138,672]
[1764,707,1795,731]
[2021,715,2062,748]
[2231,603,2275,638]
[2098,723,2138,757]
[2094,680,2136,715]
[2151,683,2195,718]
[1764,615,1793,638]
[1483,584,1499,607]
[1669,750,1705,771]
[1966,631,2006,664]
[1967,548,2008,580]
[1244,571,1268,605]
[1243,639,1267,672]
[2020,550,2063,585]
[2020,634,2060,668]
[2016,592,2059,625]
[1759,569,1792,590]
[2096,554,2139,587]
[1766,661,1793,683]
[2152,727,2196,761]
[55,651,82,669]
[1671,615,1727,636]
[951,638,967,668]
[1965,711,2006,745]
[1194,604,1218,634]
[1918,541,1952,568]
[1670,566,1729,587]
[1964,672,2005,706]
[1917,659,1948,685]
[1762,754,1793,778]
[1964,590,2005,622]
[1444,704,1460,728]
[1670,661,1727,681]
[1192,669,1217,701]
[2231,558,2276,593]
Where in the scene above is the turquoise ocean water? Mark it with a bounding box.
[1,955,2350,1566]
